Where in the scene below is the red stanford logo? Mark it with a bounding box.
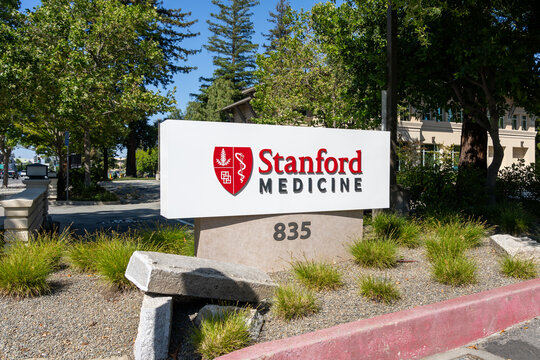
[214,147,253,195]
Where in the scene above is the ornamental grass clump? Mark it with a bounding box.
[137,223,194,256]
[358,276,401,304]
[68,231,155,288]
[349,238,397,269]
[273,283,320,321]
[0,232,69,298]
[434,218,487,249]
[499,256,537,279]
[424,235,468,262]
[372,213,421,248]
[495,203,532,235]
[190,309,251,360]
[431,256,477,286]
[291,259,343,291]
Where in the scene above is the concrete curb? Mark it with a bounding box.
[217,278,540,360]
[134,294,173,360]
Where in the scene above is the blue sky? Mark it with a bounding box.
[16,0,330,158]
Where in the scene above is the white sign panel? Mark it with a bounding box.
[161,120,389,218]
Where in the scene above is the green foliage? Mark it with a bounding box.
[291,259,343,291]
[499,256,538,280]
[431,257,477,286]
[497,160,540,201]
[372,213,421,248]
[205,0,259,88]
[484,202,533,235]
[0,234,67,298]
[190,309,251,360]
[136,147,159,176]
[272,283,320,321]
[349,238,397,269]
[253,10,354,128]
[433,219,487,249]
[186,78,240,121]
[358,276,401,304]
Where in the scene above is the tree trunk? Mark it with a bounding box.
[1,147,11,188]
[458,115,488,169]
[83,127,91,187]
[126,127,137,178]
[487,127,504,205]
[457,115,488,204]
[103,147,109,180]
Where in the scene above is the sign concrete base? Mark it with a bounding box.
[195,210,363,272]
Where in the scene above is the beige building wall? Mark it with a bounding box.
[398,106,536,168]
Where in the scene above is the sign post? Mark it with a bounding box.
[161,121,389,271]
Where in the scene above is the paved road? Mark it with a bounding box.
[1,179,192,234]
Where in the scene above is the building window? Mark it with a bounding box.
[521,115,527,130]
[512,115,517,130]
[512,147,527,159]
[422,112,432,121]
[421,144,439,167]
[498,116,504,129]
[435,108,443,122]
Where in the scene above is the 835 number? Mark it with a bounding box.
[273,221,311,241]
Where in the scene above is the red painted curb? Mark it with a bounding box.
[218,278,540,360]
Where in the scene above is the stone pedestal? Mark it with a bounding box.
[195,210,363,272]
[23,179,51,221]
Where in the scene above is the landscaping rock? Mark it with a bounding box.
[193,304,265,340]
[125,251,277,303]
[490,234,540,261]
[134,294,173,360]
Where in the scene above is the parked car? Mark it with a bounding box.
[8,170,18,179]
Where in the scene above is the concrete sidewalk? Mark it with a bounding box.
[424,317,540,360]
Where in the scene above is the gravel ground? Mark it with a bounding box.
[0,269,143,360]
[169,238,533,360]
[0,237,534,360]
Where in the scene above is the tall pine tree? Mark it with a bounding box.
[205,0,259,89]
[262,0,292,52]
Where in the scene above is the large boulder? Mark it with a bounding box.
[125,251,277,303]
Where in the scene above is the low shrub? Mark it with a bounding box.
[358,276,401,304]
[492,202,532,235]
[272,283,319,321]
[190,309,251,360]
[291,260,343,291]
[349,238,397,269]
[0,240,57,297]
[431,256,477,286]
[499,256,538,280]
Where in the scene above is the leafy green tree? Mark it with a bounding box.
[253,10,355,128]
[186,77,240,121]
[262,0,292,52]
[0,0,26,187]
[313,0,540,204]
[204,0,260,89]
[27,0,174,187]
[136,147,158,175]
